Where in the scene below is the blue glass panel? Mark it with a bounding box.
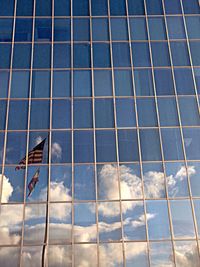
[137,98,158,127]
[179,97,200,126]
[30,100,50,129]
[0,71,9,98]
[54,19,71,41]
[36,0,52,16]
[130,18,147,41]
[174,68,195,95]
[74,131,94,163]
[73,0,89,16]
[74,99,93,128]
[128,0,145,15]
[13,44,31,69]
[8,100,28,130]
[186,17,200,39]
[132,42,150,67]
[140,129,162,161]
[91,0,108,16]
[0,0,14,16]
[111,18,128,41]
[54,0,70,16]
[17,0,33,16]
[33,44,51,69]
[94,70,112,96]
[167,17,186,39]
[164,0,181,14]
[51,131,71,163]
[158,97,179,126]
[161,128,184,160]
[113,43,131,67]
[96,130,117,163]
[114,70,133,96]
[0,44,11,69]
[92,19,109,41]
[110,0,126,15]
[73,18,90,41]
[32,71,50,98]
[189,162,200,197]
[15,18,32,42]
[154,69,174,95]
[183,128,200,160]
[54,44,70,68]
[151,42,170,67]
[118,130,139,162]
[0,19,13,42]
[170,41,190,66]
[134,69,154,96]
[0,100,7,130]
[35,19,52,42]
[116,98,136,127]
[74,70,92,97]
[74,44,90,68]
[195,68,200,93]
[95,99,114,128]
[182,0,200,14]
[53,70,71,97]
[0,132,4,165]
[190,41,200,66]
[93,43,110,68]
[148,17,166,40]
[11,71,30,98]
[52,100,71,129]
[146,0,163,15]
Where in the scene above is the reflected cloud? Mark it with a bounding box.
[0,174,13,203]
[51,142,62,159]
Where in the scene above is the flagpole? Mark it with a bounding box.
[42,134,50,267]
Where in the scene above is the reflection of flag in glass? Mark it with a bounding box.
[15,138,46,170]
[27,168,40,197]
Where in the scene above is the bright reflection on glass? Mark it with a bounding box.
[125,242,148,267]
[74,244,97,267]
[22,246,43,267]
[0,247,20,267]
[99,243,123,267]
[48,245,72,267]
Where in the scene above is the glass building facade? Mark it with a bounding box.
[0,0,200,266]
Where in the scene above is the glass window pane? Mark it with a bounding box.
[51,131,71,163]
[22,246,43,267]
[94,70,112,96]
[73,18,90,41]
[54,44,71,68]
[154,68,174,95]
[0,0,14,16]
[36,0,52,16]
[130,18,147,41]
[92,18,109,41]
[165,162,189,197]
[195,68,200,93]
[8,100,28,130]
[179,96,200,126]
[126,242,148,267]
[54,0,70,16]
[110,0,126,15]
[158,97,179,126]
[32,70,50,98]
[111,18,128,41]
[33,44,51,69]
[53,70,71,97]
[118,129,139,162]
[128,0,145,15]
[99,243,123,267]
[146,200,171,240]
[150,242,174,267]
[170,200,195,238]
[151,42,170,67]
[74,99,93,129]
[148,17,166,40]
[0,19,13,42]
[134,69,154,96]
[0,100,7,130]
[74,244,97,267]
[95,99,114,128]
[190,41,200,66]
[34,18,52,42]
[174,68,195,95]
[114,70,133,96]
[186,17,200,39]
[17,0,33,16]
[74,164,95,200]
[167,16,186,39]
[73,0,89,16]
[182,0,200,14]
[93,43,110,68]
[13,44,31,69]
[0,71,9,98]
[132,42,150,67]
[140,129,162,161]
[74,130,94,163]
[161,128,184,160]
[146,0,163,15]
[54,19,70,41]
[52,99,71,129]
[73,70,92,97]
[164,0,181,14]
[11,71,29,98]
[170,41,190,66]
[183,128,200,160]
[188,162,200,197]
[91,0,107,16]
[74,44,90,68]
[0,247,20,267]
[28,132,48,164]
[30,100,50,129]
[113,43,131,67]
[96,130,117,163]
[116,98,136,127]
[137,98,158,127]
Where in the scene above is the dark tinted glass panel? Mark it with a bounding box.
[190,41,200,66]
[91,0,108,16]
[146,0,163,15]
[17,0,33,16]
[134,69,154,96]
[164,0,181,14]
[95,99,114,128]
[11,71,30,98]
[170,42,190,66]
[111,18,128,41]
[36,0,52,16]
[54,0,70,16]
[128,0,145,15]
[0,19,13,42]
[54,44,70,68]
[33,44,51,69]
[0,44,11,69]
[8,100,28,130]
[0,100,7,130]
[74,99,93,129]
[137,98,158,127]
[52,100,71,129]
[53,70,71,97]
[13,44,31,69]
[148,17,166,40]
[35,19,52,42]
[182,0,200,14]
[74,44,90,68]
[0,71,9,98]
[179,97,200,126]
[93,43,110,68]
[158,97,179,126]
[151,42,170,67]
[186,17,200,39]
[132,42,150,67]
[183,128,200,160]
[30,100,50,129]
[0,0,14,16]
[174,68,195,95]
[167,16,186,39]
[73,0,89,16]
[94,70,112,96]
[15,19,32,42]
[110,0,126,15]
[92,19,109,41]
[116,98,136,127]
[32,71,50,98]
[113,43,131,67]
[154,69,174,95]
[74,70,92,97]
[74,18,90,41]
[54,19,70,41]
[74,131,94,163]
[130,18,147,40]
[114,70,133,96]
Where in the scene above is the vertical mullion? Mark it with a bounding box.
[107,1,126,266]
[19,0,36,266]
[88,1,100,266]
[161,0,200,264]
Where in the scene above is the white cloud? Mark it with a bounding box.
[175,165,196,180]
[0,174,13,203]
[51,142,62,159]
[143,171,165,198]
[35,136,43,145]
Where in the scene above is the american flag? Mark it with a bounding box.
[27,168,40,197]
[15,138,46,170]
